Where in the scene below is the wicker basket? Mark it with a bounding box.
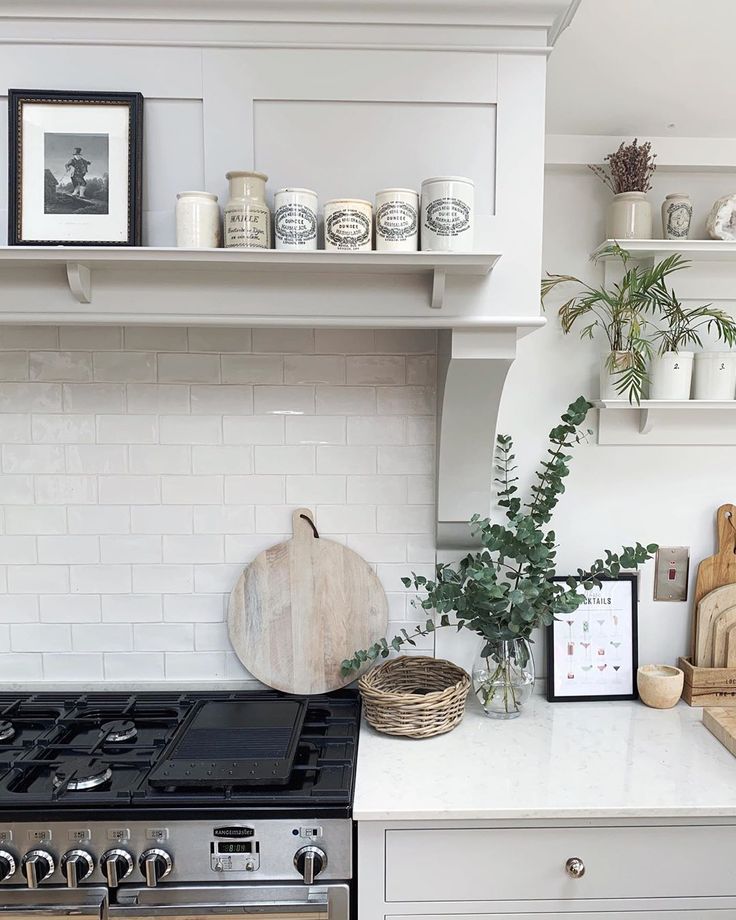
[358,655,471,739]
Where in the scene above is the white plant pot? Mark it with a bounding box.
[600,351,634,400]
[693,352,736,400]
[606,191,652,240]
[649,351,694,400]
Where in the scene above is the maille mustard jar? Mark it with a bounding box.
[224,171,271,249]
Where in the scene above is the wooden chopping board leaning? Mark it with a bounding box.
[692,504,736,667]
[228,508,389,695]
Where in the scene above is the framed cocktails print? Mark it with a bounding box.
[8,89,143,246]
[546,574,638,702]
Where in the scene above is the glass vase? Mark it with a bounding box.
[472,638,535,719]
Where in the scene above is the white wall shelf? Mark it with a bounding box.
[595,240,736,262]
[0,246,500,314]
[597,399,736,445]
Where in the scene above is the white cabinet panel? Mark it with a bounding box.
[253,99,496,212]
[385,825,736,902]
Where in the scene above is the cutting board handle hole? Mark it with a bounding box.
[300,514,320,539]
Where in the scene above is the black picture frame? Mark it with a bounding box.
[8,88,143,246]
[546,574,639,702]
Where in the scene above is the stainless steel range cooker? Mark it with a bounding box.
[0,690,360,920]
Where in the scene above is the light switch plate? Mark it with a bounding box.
[654,546,690,601]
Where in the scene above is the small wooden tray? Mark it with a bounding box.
[679,656,736,707]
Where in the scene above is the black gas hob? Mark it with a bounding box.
[0,689,359,817]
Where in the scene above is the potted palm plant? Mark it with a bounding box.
[644,283,736,400]
[542,243,687,404]
[343,398,656,720]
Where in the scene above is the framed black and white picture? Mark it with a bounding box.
[8,89,143,246]
[546,574,638,702]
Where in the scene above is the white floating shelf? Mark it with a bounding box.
[0,246,503,318]
[597,400,736,445]
[595,239,736,262]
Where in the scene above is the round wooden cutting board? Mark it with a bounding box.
[228,508,389,694]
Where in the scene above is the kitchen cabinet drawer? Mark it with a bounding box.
[385,825,736,902]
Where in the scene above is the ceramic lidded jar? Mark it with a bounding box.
[274,188,318,251]
[661,193,693,240]
[375,188,419,252]
[176,191,221,248]
[324,199,373,252]
[224,171,271,249]
[606,191,652,240]
[420,176,474,251]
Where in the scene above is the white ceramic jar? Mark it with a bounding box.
[224,171,270,249]
[420,176,474,251]
[649,351,694,400]
[324,199,373,252]
[661,193,693,240]
[693,352,736,400]
[375,188,419,252]
[176,191,221,248]
[274,188,318,251]
[606,191,652,240]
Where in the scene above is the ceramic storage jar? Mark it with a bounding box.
[324,199,373,252]
[274,188,319,251]
[176,191,221,248]
[224,171,271,249]
[375,188,419,251]
[420,176,474,251]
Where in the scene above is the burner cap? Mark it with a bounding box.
[101,719,137,743]
[0,721,15,743]
[53,762,113,792]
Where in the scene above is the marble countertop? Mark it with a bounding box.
[354,697,736,821]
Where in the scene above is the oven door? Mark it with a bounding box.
[0,888,108,920]
[113,884,349,920]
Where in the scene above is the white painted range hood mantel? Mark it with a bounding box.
[0,0,578,549]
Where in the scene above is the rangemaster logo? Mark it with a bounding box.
[213,826,255,838]
[424,197,470,237]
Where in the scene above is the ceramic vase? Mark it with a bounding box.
[661,193,693,240]
[693,352,736,400]
[606,191,652,240]
[176,191,221,248]
[600,351,635,400]
[649,351,694,400]
[420,176,474,251]
[472,638,535,720]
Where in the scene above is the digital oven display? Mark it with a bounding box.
[217,842,252,854]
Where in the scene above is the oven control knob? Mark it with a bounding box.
[0,850,17,882]
[22,850,55,889]
[61,850,95,888]
[294,846,327,885]
[101,849,134,888]
[140,848,173,888]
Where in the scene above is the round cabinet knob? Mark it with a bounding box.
[139,848,173,888]
[294,846,327,886]
[565,856,586,879]
[100,849,134,889]
[61,850,95,889]
[22,850,55,889]
[0,850,17,882]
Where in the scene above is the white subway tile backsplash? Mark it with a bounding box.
[63,383,125,413]
[0,327,437,683]
[93,351,156,382]
[70,564,132,594]
[222,355,283,384]
[0,383,61,413]
[30,352,93,383]
[32,414,95,443]
[2,445,65,474]
[38,536,99,564]
[158,353,221,384]
[160,415,222,444]
[284,355,345,385]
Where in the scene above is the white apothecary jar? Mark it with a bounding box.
[693,352,736,400]
[649,351,694,400]
[420,176,474,251]
[375,188,419,252]
[274,188,318,251]
[224,171,271,249]
[176,191,221,248]
[661,193,693,240]
[606,191,652,240]
[324,199,373,252]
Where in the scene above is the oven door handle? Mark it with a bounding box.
[0,887,108,920]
